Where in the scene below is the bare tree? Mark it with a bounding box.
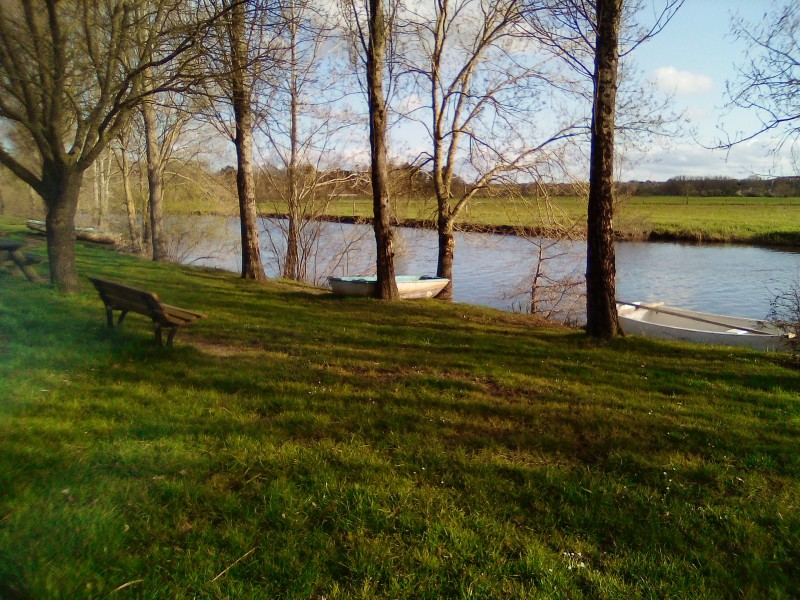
[110,102,222,257]
[261,168,359,281]
[0,0,214,292]
[89,148,113,230]
[527,0,683,337]
[583,0,624,337]
[259,0,356,281]
[400,0,582,301]
[503,232,583,319]
[343,0,400,299]
[724,2,800,167]
[226,0,268,280]
[768,272,800,362]
[110,129,145,254]
[142,90,213,261]
[141,84,170,261]
[197,0,279,280]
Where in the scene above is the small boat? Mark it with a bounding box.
[26,219,120,245]
[329,275,449,300]
[617,301,794,351]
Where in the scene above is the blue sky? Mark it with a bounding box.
[626,0,796,180]
[378,1,797,183]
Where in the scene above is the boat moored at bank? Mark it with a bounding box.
[329,275,449,300]
[617,301,794,351]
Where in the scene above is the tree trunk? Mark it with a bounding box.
[585,0,623,339]
[98,150,110,231]
[92,159,100,227]
[367,0,399,300]
[142,99,169,262]
[43,168,83,293]
[230,0,266,281]
[91,151,110,230]
[283,40,300,281]
[435,214,455,300]
[284,208,300,280]
[142,196,152,255]
[233,107,266,280]
[119,149,143,253]
[284,22,301,281]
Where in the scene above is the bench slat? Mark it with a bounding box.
[158,303,207,321]
[100,292,158,313]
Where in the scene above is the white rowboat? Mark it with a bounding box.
[26,219,120,245]
[617,301,794,351]
[329,275,449,300]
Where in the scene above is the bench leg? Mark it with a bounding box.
[152,323,179,347]
[105,307,128,328]
[153,324,177,346]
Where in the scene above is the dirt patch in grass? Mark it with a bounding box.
[190,337,266,357]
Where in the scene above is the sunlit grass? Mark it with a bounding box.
[1,216,799,598]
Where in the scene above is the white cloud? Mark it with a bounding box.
[654,67,714,96]
[622,140,797,181]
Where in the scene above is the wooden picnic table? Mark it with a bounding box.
[0,239,43,282]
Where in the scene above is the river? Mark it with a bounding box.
[178,216,800,321]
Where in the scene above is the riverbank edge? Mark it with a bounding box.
[261,212,800,248]
[50,206,798,249]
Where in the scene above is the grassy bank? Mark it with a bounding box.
[15,191,795,246]
[1,217,799,598]
[313,195,800,246]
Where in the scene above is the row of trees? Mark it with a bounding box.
[622,176,800,198]
[1,0,797,338]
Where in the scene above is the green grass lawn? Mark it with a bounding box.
[1,217,799,598]
[311,195,800,246]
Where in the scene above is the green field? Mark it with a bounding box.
[1,216,799,598]
[311,195,800,246]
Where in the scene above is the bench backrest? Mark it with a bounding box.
[89,276,164,315]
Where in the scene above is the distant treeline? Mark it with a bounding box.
[518,176,800,198]
[623,176,800,198]
[252,165,800,200]
[294,166,800,199]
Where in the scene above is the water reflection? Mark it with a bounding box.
[181,216,800,320]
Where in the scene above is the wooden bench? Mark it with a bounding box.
[88,277,206,346]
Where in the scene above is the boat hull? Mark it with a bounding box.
[329,276,449,300]
[26,219,119,245]
[617,302,791,351]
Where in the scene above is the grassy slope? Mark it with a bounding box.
[1,217,799,598]
[314,196,800,246]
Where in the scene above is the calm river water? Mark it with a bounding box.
[181,217,800,321]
